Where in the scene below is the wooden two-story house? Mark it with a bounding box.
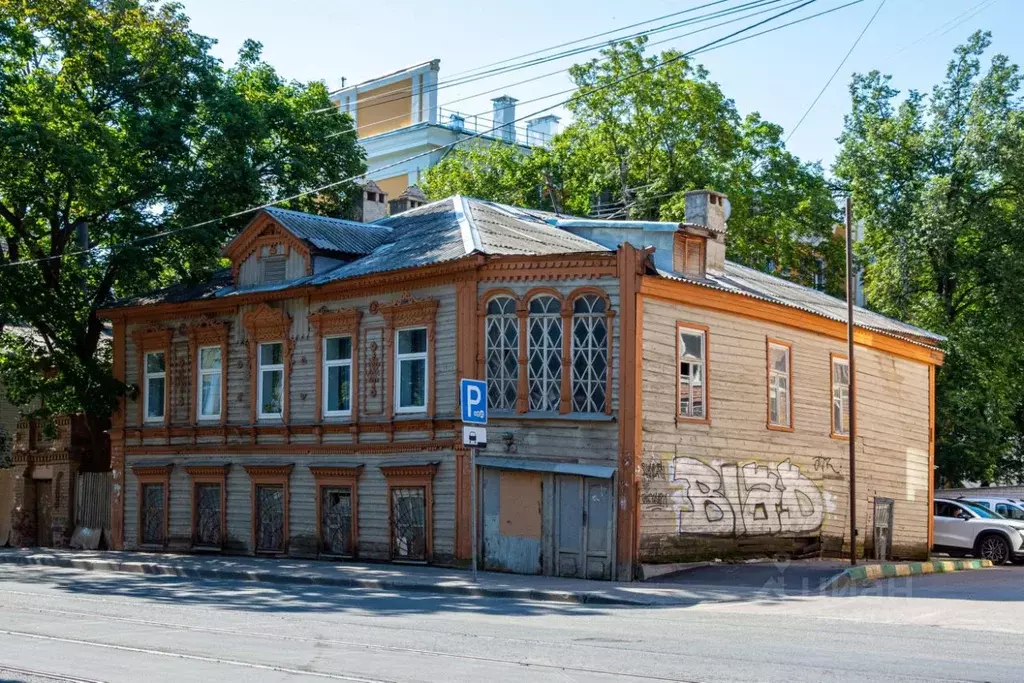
[101,191,944,580]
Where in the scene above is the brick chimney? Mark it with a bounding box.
[492,95,517,144]
[355,179,387,223]
[677,189,729,276]
[388,185,427,216]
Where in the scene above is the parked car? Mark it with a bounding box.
[958,497,1024,521]
[933,498,1024,564]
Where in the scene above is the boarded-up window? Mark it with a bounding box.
[262,255,286,283]
[674,235,706,278]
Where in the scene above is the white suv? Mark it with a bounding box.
[933,498,1024,565]
[958,497,1024,521]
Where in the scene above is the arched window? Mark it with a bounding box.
[484,296,519,411]
[527,295,562,412]
[571,295,608,413]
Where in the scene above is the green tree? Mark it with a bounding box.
[835,31,1024,485]
[0,0,365,463]
[425,38,841,292]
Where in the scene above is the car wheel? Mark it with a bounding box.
[977,534,1011,565]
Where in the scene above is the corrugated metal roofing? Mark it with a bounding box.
[263,207,391,255]
[658,262,945,344]
[105,198,944,348]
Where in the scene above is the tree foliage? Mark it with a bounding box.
[424,38,843,292]
[0,0,365,453]
[835,31,1024,485]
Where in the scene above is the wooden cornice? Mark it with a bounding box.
[309,465,365,479]
[242,464,294,477]
[242,303,292,343]
[184,464,231,477]
[479,253,617,282]
[187,319,230,346]
[126,439,458,457]
[131,463,174,477]
[380,463,440,479]
[309,307,361,336]
[130,325,173,351]
[640,276,945,366]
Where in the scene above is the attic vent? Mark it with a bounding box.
[262,255,286,283]
[674,234,705,278]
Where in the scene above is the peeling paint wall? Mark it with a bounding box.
[639,297,932,562]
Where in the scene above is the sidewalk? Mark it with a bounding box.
[0,548,734,606]
[0,548,993,606]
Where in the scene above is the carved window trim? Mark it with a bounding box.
[132,464,172,549]
[381,463,438,563]
[131,326,172,428]
[224,216,311,282]
[676,322,710,425]
[567,287,615,415]
[766,337,794,432]
[310,308,361,423]
[310,465,363,558]
[188,321,229,426]
[243,305,293,425]
[244,464,293,555]
[524,288,565,414]
[184,464,229,550]
[380,296,439,419]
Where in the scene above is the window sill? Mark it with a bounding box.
[766,424,795,433]
[676,415,710,426]
[488,412,615,422]
[830,432,850,441]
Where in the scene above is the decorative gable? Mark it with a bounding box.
[222,213,311,285]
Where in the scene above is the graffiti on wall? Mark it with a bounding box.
[642,456,835,538]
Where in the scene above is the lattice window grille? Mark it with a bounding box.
[485,296,519,411]
[320,486,353,556]
[194,483,221,547]
[571,295,608,413]
[527,295,562,412]
[255,484,285,552]
[140,483,165,545]
[391,486,427,561]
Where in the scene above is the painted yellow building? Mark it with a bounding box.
[330,61,558,208]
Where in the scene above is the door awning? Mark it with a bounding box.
[475,456,616,479]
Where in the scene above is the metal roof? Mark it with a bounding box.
[263,207,391,255]
[657,262,946,344]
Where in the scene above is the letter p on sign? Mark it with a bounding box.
[461,379,487,425]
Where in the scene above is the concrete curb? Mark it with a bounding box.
[821,558,993,591]
[638,561,713,581]
[0,553,649,606]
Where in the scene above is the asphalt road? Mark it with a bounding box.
[0,564,1021,683]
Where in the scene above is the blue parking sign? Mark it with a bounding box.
[460,379,487,425]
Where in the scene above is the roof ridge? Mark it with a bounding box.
[455,195,482,254]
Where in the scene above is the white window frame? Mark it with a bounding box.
[322,335,353,418]
[395,327,428,414]
[831,355,850,437]
[767,340,792,429]
[143,350,166,423]
[197,345,222,421]
[257,341,285,419]
[677,325,707,421]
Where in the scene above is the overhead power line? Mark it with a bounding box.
[308,0,788,117]
[1,0,842,271]
[784,0,886,144]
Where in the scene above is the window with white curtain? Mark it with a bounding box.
[144,351,166,422]
[396,327,428,412]
[571,295,608,413]
[258,342,284,418]
[485,296,519,411]
[527,295,562,412]
[197,346,222,420]
[323,336,353,417]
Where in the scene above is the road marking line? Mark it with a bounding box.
[0,664,107,683]
[0,629,392,683]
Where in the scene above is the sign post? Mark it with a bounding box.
[460,379,487,583]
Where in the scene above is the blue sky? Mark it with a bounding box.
[176,0,1019,171]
